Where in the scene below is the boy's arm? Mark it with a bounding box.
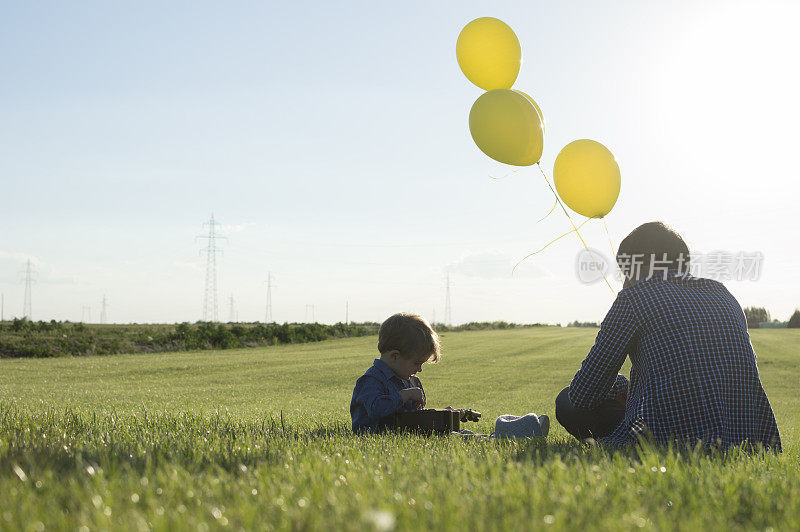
[353,376,404,420]
[412,376,426,408]
[569,294,638,410]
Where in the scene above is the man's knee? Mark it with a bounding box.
[555,385,625,441]
[555,386,572,424]
[556,386,591,440]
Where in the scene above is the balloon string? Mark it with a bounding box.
[491,168,556,224]
[535,162,617,296]
[603,217,617,258]
[512,218,591,276]
[536,199,557,224]
[488,168,518,180]
[602,218,622,282]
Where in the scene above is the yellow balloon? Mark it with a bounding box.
[457,17,521,91]
[553,140,620,218]
[469,89,543,166]
[513,90,545,135]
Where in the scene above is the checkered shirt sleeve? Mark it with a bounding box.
[569,294,636,410]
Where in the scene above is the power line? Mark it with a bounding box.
[197,213,226,322]
[81,305,91,323]
[345,299,349,325]
[305,304,315,323]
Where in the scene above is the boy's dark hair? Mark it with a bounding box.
[378,313,441,362]
[616,221,690,279]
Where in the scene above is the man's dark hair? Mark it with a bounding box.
[616,221,690,279]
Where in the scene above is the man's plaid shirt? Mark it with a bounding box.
[569,271,781,450]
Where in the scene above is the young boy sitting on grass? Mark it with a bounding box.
[350,313,440,433]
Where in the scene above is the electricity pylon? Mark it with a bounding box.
[197,214,226,322]
[265,272,273,323]
[20,259,36,320]
[228,294,237,323]
[100,295,108,324]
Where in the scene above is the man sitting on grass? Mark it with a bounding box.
[555,222,781,451]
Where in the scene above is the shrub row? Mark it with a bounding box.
[0,319,547,358]
[0,319,376,358]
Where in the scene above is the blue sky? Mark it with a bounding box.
[1,1,798,324]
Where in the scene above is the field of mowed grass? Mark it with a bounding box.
[1,327,798,530]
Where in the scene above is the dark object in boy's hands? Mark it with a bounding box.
[444,406,482,422]
[461,409,481,422]
[393,409,459,435]
[390,408,481,435]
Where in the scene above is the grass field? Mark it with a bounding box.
[1,327,798,530]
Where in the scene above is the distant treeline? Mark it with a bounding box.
[434,321,547,332]
[0,319,548,359]
[743,307,800,329]
[566,321,600,328]
[0,319,376,358]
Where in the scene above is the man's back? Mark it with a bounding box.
[569,271,781,450]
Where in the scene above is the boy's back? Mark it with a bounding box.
[350,359,425,433]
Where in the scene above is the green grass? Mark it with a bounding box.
[1,328,798,530]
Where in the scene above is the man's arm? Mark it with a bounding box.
[608,374,630,404]
[569,294,638,410]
